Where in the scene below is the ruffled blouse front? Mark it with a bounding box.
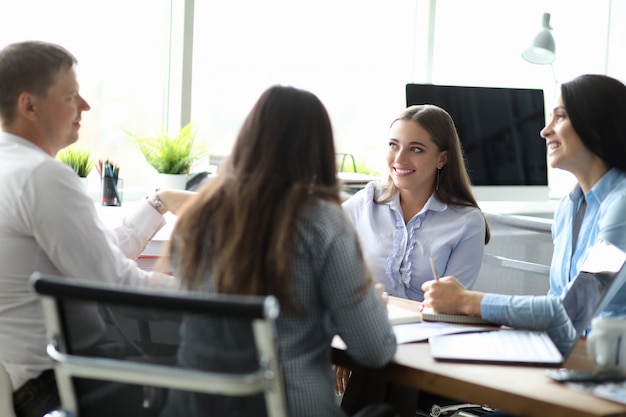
[343,181,486,301]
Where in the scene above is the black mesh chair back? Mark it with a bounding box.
[31,272,288,417]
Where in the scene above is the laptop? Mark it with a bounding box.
[429,239,626,366]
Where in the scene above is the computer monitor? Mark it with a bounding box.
[406,84,548,187]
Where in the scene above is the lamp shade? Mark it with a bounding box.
[522,12,555,65]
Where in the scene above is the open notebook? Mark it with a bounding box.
[429,239,626,366]
[387,302,496,326]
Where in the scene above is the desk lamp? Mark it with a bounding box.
[522,12,557,85]
[522,12,556,65]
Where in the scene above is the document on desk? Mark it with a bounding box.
[392,322,487,344]
[387,302,496,326]
[328,298,489,348]
[332,323,486,349]
[387,303,422,325]
[384,301,489,344]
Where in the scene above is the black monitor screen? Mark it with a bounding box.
[406,84,548,186]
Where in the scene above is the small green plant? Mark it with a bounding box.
[126,122,207,175]
[354,160,382,177]
[57,145,93,177]
[336,153,382,176]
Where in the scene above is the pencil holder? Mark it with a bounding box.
[101,177,123,206]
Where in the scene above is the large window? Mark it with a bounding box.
[189,0,622,199]
[2,0,624,200]
[190,0,417,176]
[0,0,174,196]
[428,0,616,199]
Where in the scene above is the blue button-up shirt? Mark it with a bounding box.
[550,168,626,296]
[482,168,626,352]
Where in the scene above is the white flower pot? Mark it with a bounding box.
[155,173,188,190]
[78,177,89,192]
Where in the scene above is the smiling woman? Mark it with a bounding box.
[338,104,490,416]
[343,104,489,302]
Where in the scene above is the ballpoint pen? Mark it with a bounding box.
[420,256,441,313]
[429,256,440,281]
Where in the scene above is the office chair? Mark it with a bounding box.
[0,361,17,417]
[32,273,397,417]
[32,272,288,417]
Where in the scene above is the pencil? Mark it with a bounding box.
[107,164,121,205]
[429,256,440,281]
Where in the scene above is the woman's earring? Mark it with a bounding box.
[436,168,440,191]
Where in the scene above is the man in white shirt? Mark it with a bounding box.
[0,41,193,417]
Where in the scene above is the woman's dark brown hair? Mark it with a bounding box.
[561,74,626,172]
[168,85,347,311]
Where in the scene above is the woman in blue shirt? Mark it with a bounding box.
[343,104,490,301]
[422,74,626,353]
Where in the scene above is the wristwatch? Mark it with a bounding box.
[146,192,168,215]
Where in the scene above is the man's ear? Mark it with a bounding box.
[17,92,37,121]
[438,150,449,169]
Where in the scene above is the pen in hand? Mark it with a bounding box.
[421,256,440,313]
[429,256,440,281]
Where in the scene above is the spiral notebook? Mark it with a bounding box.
[429,240,626,366]
[420,307,497,326]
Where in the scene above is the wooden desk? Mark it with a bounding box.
[333,297,626,417]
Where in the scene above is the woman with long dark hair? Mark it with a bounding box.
[161,85,397,417]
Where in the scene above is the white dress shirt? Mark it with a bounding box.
[0,132,172,390]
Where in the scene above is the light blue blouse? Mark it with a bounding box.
[549,168,626,296]
[481,168,626,352]
[342,181,486,301]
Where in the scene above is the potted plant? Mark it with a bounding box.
[126,122,206,189]
[57,145,93,189]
